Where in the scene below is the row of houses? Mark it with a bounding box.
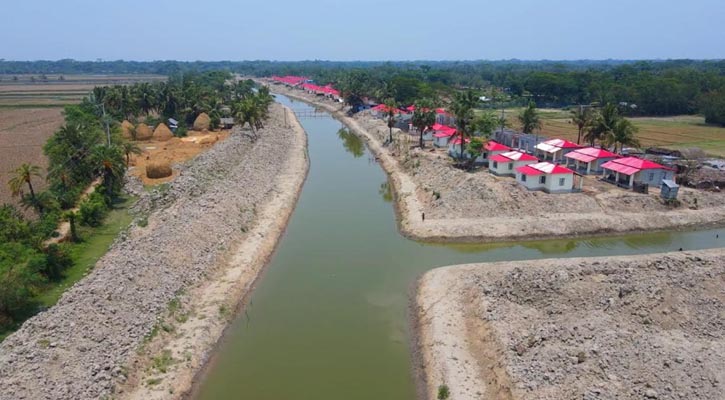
[270,76,343,102]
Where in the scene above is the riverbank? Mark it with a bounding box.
[265,82,725,242]
[414,249,725,400]
[0,102,308,400]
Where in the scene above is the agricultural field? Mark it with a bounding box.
[491,108,725,157]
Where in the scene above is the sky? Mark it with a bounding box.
[2,0,724,61]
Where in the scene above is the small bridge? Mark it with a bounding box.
[290,109,329,119]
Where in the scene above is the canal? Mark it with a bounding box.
[194,95,723,400]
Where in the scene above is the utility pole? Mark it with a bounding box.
[101,103,111,146]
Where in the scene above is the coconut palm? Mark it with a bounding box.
[90,145,125,194]
[606,118,641,154]
[412,99,436,148]
[121,142,143,166]
[570,106,594,144]
[586,103,619,146]
[8,163,42,212]
[63,210,79,242]
[517,101,542,135]
[382,98,398,145]
[451,91,478,160]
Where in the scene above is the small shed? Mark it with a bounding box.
[661,180,680,200]
[220,117,235,129]
[167,118,179,131]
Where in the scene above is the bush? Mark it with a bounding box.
[79,192,109,227]
[0,243,44,327]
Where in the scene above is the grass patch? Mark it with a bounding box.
[35,196,136,307]
[151,350,175,373]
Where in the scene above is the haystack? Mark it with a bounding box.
[121,120,135,139]
[135,123,153,141]
[146,162,173,179]
[193,113,211,130]
[152,123,174,141]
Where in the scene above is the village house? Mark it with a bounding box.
[563,147,620,174]
[600,157,675,188]
[489,150,539,176]
[494,128,547,154]
[516,162,579,193]
[432,124,457,147]
[481,141,512,166]
[448,137,471,158]
[435,108,455,126]
[535,138,583,163]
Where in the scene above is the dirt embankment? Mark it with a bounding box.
[266,83,725,242]
[414,249,725,400]
[0,103,308,400]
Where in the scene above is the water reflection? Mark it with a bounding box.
[379,181,393,203]
[337,128,365,158]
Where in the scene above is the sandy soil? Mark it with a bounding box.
[266,83,725,243]
[118,106,307,399]
[414,249,725,400]
[0,107,63,209]
[128,130,231,186]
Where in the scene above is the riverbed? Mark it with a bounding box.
[194,95,724,400]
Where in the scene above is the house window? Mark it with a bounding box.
[521,174,527,182]
[493,161,498,168]
[539,176,546,184]
[648,172,654,181]
[508,163,513,170]
[559,177,565,186]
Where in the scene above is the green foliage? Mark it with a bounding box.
[437,384,450,399]
[473,111,498,137]
[699,91,725,126]
[337,128,364,158]
[79,192,109,227]
[467,137,486,159]
[517,101,542,134]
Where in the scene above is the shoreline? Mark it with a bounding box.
[119,105,309,399]
[267,84,725,243]
[0,103,309,400]
[414,249,725,400]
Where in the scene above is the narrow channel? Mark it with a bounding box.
[195,95,724,400]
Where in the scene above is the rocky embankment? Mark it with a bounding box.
[266,82,725,242]
[414,249,725,400]
[0,103,308,400]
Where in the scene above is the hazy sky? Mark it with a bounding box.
[2,0,724,61]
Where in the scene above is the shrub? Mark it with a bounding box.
[79,192,109,227]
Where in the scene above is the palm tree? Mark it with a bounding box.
[586,103,619,146]
[570,106,593,144]
[8,163,42,212]
[63,210,79,242]
[382,98,398,145]
[606,118,640,154]
[91,145,125,194]
[412,99,436,148]
[451,91,478,160]
[517,101,542,135]
[121,142,143,166]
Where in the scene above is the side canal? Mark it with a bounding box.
[195,95,723,400]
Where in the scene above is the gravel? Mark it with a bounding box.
[0,103,297,400]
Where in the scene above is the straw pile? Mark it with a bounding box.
[152,123,174,141]
[145,162,172,179]
[135,123,153,141]
[193,113,211,130]
[121,120,135,139]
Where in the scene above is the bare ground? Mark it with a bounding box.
[414,249,725,400]
[266,83,725,242]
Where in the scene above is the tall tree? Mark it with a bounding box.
[121,142,143,166]
[383,98,398,144]
[8,163,42,213]
[90,145,125,195]
[473,110,499,138]
[411,99,436,148]
[451,91,478,160]
[570,106,594,144]
[586,103,619,146]
[517,101,542,135]
[606,118,641,154]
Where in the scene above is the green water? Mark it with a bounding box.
[195,95,724,400]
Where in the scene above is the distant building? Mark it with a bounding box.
[535,138,583,163]
[220,117,234,129]
[432,124,457,147]
[481,141,512,166]
[516,162,579,193]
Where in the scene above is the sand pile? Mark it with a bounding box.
[152,123,174,141]
[135,123,153,141]
[146,162,172,179]
[121,120,135,139]
[193,113,211,130]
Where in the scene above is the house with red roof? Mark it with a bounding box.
[516,162,579,193]
[600,157,675,188]
[489,151,539,176]
[435,108,455,126]
[432,125,457,147]
[535,138,583,163]
[481,141,512,166]
[564,147,620,174]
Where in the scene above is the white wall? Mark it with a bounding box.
[544,173,574,193]
[434,136,450,147]
[635,169,675,187]
[516,172,546,190]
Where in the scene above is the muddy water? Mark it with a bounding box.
[195,95,723,400]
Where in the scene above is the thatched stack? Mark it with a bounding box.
[135,123,153,141]
[146,162,173,179]
[193,113,211,130]
[121,120,135,139]
[152,123,174,141]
